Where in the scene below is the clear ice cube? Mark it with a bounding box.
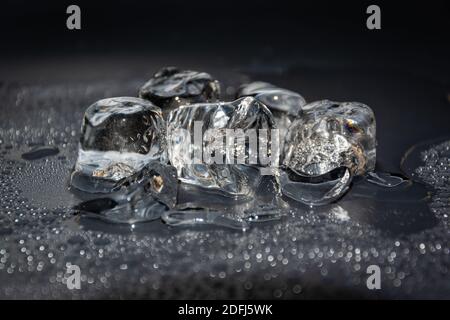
[281,100,376,205]
[167,96,278,197]
[237,81,277,96]
[237,81,306,149]
[237,81,305,116]
[139,67,220,118]
[71,97,167,193]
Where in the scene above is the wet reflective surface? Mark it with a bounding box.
[0,63,449,298]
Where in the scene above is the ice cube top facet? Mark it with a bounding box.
[282,100,376,177]
[80,97,166,156]
[139,67,220,113]
[237,81,306,116]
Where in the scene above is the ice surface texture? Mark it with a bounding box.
[72,97,167,192]
[280,100,376,205]
[167,96,277,197]
[139,67,220,117]
[283,100,376,176]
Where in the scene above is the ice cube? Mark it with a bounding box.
[280,100,376,205]
[237,81,305,116]
[167,96,278,197]
[139,67,220,118]
[237,81,277,97]
[71,97,167,193]
[237,81,306,149]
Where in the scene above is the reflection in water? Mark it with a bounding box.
[330,206,350,222]
[284,177,436,236]
[161,174,288,229]
[69,138,446,233]
[70,158,438,233]
[366,172,409,188]
[69,137,449,236]
[339,180,436,235]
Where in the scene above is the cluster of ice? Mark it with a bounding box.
[70,67,377,224]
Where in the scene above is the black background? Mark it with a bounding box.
[1,0,449,61]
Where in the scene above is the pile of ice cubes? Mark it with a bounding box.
[71,67,376,224]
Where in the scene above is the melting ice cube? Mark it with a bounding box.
[237,81,277,97]
[280,100,376,205]
[237,81,305,120]
[75,193,168,224]
[237,81,306,150]
[237,81,305,116]
[139,67,220,118]
[167,96,278,197]
[279,166,353,206]
[71,97,167,193]
[73,161,178,223]
[163,174,288,230]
